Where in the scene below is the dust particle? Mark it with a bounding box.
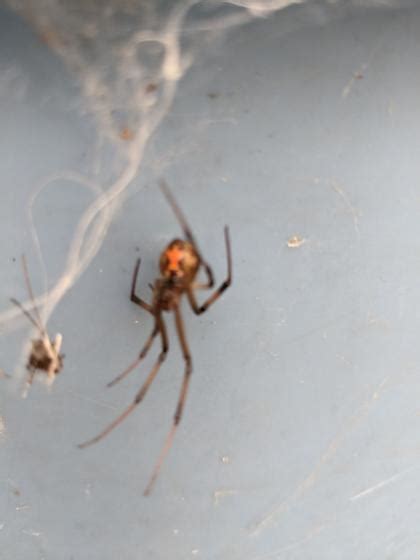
[119,127,134,141]
[287,236,305,248]
[145,83,158,94]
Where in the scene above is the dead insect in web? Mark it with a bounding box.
[79,180,232,495]
[11,255,64,394]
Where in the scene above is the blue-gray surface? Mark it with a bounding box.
[2,3,420,559]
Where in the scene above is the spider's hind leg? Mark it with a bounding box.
[78,314,169,449]
[143,305,192,495]
[107,323,159,388]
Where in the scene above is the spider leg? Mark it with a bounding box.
[78,314,169,449]
[192,262,214,290]
[143,305,192,496]
[130,258,154,315]
[159,180,197,246]
[159,180,215,287]
[187,226,232,314]
[22,366,36,398]
[107,323,159,387]
[27,366,36,385]
[10,298,44,334]
[21,255,46,333]
[0,369,11,379]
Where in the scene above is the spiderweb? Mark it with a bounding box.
[0,0,412,387]
[1,3,419,560]
[0,0,302,387]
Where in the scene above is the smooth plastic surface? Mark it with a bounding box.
[2,4,420,559]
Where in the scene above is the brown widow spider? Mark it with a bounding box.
[79,180,232,495]
[10,255,64,395]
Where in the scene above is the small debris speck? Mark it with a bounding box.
[287,236,305,248]
[221,455,230,464]
[214,489,237,505]
[119,127,134,141]
[145,83,158,94]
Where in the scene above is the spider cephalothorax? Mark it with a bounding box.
[79,180,232,495]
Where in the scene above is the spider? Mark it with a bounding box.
[10,255,64,395]
[79,180,232,495]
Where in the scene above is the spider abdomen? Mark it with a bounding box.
[160,239,200,281]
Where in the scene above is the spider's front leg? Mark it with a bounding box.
[192,261,214,290]
[187,226,232,314]
[130,258,154,315]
